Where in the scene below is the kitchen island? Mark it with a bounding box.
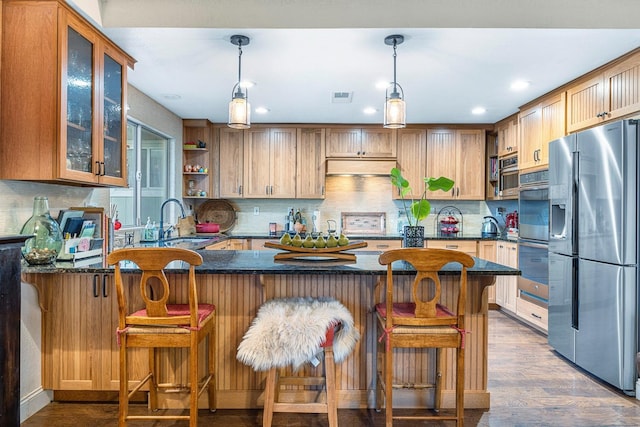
[21,249,518,410]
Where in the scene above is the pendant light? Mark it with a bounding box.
[383,35,406,129]
[228,35,251,129]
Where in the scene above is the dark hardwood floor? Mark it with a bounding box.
[21,310,640,426]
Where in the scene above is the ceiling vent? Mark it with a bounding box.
[331,91,353,103]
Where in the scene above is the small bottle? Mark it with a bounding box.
[144,217,153,241]
[152,221,159,241]
[288,209,295,232]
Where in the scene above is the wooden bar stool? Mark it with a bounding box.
[107,247,216,427]
[237,297,360,427]
[375,248,474,427]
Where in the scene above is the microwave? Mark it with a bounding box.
[499,155,518,198]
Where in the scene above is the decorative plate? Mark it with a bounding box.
[195,199,236,232]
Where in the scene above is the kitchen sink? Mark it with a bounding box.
[160,237,216,248]
[138,236,220,249]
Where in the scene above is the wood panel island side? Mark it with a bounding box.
[22,249,519,410]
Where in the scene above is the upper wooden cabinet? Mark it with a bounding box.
[566,53,640,133]
[218,127,245,198]
[326,128,396,158]
[496,114,518,157]
[394,129,427,200]
[0,0,135,186]
[426,128,485,200]
[518,92,565,172]
[296,128,326,199]
[243,128,297,198]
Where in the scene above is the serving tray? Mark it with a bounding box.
[264,240,367,260]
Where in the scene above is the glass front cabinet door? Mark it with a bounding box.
[60,12,133,186]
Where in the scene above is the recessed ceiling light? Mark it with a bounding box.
[375,81,392,90]
[472,107,487,115]
[240,81,256,89]
[363,107,378,115]
[510,80,530,91]
[162,94,181,100]
[255,107,269,114]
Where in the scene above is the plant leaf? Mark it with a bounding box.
[410,200,431,223]
[425,176,455,192]
[390,167,410,191]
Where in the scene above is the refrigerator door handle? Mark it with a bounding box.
[572,257,579,330]
[572,151,579,255]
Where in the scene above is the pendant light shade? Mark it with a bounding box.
[383,35,406,129]
[228,35,251,129]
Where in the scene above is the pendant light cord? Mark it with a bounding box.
[237,41,243,83]
[392,38,398,94]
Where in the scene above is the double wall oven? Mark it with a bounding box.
[518,169,549,307]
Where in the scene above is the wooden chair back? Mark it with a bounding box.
[377,248,475,329]
[107,247,203,330]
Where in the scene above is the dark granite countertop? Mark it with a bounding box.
[21,249,520,277]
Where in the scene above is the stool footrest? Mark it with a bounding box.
[273,402,329,413]
[278,376,326,387]
[126,415,190,421]
[394,415,458,421]
[392,383,436,389]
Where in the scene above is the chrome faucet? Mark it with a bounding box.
[159,198,186,240]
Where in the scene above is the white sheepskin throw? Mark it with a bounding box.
[237,297,360,371]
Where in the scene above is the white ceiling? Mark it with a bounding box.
[80,1,640,125]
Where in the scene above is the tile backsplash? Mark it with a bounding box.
[0,180,109,235]
[2,176,516,239]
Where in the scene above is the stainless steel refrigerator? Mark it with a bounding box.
[548,119,638,395]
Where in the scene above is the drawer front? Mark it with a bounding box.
[427,240,477,257]
[516,296,548,332]
[356,239,404,251]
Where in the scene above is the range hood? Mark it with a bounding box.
[326,159,396,176]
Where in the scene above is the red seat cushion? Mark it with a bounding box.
[130,303,215,326]
[321,322,341,347]
[375,302,454,318]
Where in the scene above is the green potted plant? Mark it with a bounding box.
[390,167,455,247]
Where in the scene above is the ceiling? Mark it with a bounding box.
[76,0,640,125]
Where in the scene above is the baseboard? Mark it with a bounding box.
[20,388,53,423]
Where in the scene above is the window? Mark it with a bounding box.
[110,119,174,227]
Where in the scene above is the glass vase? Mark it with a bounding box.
[20,197,63,265]
[403,225,425,248]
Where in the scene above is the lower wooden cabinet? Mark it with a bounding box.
[32,273,146,391]
[495,241,518,313]
[206,238,249,250]
[477,241,497,304]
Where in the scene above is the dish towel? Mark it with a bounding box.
[237,297,360,371]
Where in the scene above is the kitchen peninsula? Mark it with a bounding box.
[21,249,518,410]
